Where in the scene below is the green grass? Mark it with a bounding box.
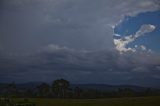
[13,96,160,106]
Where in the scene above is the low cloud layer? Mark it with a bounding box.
[0,45,160,87]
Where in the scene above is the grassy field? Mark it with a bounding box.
[12,96,160,106]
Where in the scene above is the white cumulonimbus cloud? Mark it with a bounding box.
[114,24,156,53]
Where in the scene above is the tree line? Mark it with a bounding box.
[0,79,160,99]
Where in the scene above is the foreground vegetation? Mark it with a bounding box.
[1,79,160,105]
[1,96,160,106]
[31,96,160,106]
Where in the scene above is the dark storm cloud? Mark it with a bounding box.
[0,0,159,54]
[0,0,113,53]
[0,0,160,86]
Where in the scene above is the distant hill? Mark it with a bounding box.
[0,82,157,91]
[71,84,150,91]
[0,82,42,90]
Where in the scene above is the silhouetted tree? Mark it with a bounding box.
[117,88,135,97]
[52,79,70,98]
[37,83,51,97]
[74,87,83,98]
[6,82,18,97]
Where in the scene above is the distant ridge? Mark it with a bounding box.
[0,82,158,91]
[71,84,150,91]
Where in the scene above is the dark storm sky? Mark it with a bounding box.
[0,0,160,87]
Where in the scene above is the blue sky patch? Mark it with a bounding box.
[114,10,160,52]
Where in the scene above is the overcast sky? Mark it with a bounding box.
[0,0,160,87]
